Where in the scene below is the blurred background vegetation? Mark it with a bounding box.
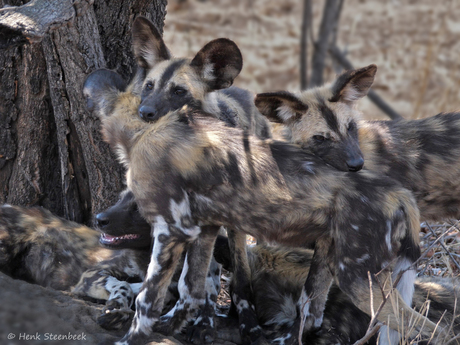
[163,0,460,120]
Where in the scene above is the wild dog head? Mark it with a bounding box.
[95,189,151,249]
[131,16,243,122]
[255,64,377,172]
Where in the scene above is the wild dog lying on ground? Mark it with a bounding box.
[0,202,221,334]
[255,64,460,221]
[129,16,273,343]
[0,203,148,330]
[84,69,447,345]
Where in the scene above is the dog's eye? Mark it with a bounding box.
[145,81,154,91]
[348,122,355,132]
[174,87,187,96]
[313,135,326,143]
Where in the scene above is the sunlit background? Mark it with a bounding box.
[163,0,460,120]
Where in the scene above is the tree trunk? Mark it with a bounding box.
[309,0,339,87]
[300,0,312,90]
[0,0,167,225]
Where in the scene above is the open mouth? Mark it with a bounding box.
[99,233,142,247]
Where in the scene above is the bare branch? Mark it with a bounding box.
[300,0,312,90]
[329,45,404,120]
[330,0,344,49]
[0,0,94,48]
[309,0,339,87]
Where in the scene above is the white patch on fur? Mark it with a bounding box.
[115,143,130,167]
[203,92,220,114]
[132,289,154,335]
[115,341,129,345]
[178,254,191,297]
[314,314,324,328]
[341,85,363,103]
[379,258,415,345]
[298,288,311,319]
[393,258,416,307]
[339,262,346,270]
[125,169,133,190]
[356,253,370,264]
[351,224,359,231]
[276,105,296,122]
[105,277,133,308]
[169,191,201,239]
[202,61,216,82]
[302,161,315,174]
[130,282,143,295]
[236,298,250,313]
[386,220,393,252]
[146,216,169,280]
[273,332,292,345]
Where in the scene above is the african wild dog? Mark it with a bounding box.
[255,64,460,221]
[213,239,460,344]
[93,188,222,341]
[0,203,150,330]
[0,202,221,333]
[84,69,448,345]
[0,204,118,291]
[131,16,271,139]
[129,16,272,343]
[98,192,460,344]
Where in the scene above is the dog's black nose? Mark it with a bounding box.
[95,213,110,228]
[139,105,157,122]
[347,157,364,172]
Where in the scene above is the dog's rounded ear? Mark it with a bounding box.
[329,64,377,103]
[255,91,308,123]
[83,69,127,117]
[132,16,171,69]
[190,38,243,91]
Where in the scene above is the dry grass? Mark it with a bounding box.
[419,220,460,278]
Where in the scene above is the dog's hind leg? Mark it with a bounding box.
[228,228,270,345]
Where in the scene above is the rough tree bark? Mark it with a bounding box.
[0,0,167,224]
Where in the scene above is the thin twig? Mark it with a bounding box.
[426,222,460,271]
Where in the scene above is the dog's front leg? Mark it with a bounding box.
[154,225,220,343]
[298,236,334,338]
[115,218,186,345]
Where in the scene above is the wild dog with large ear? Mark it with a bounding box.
[84,69,225,344]
[255,64,377,172]
[132,16,243,123]
[131,18,271,344]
